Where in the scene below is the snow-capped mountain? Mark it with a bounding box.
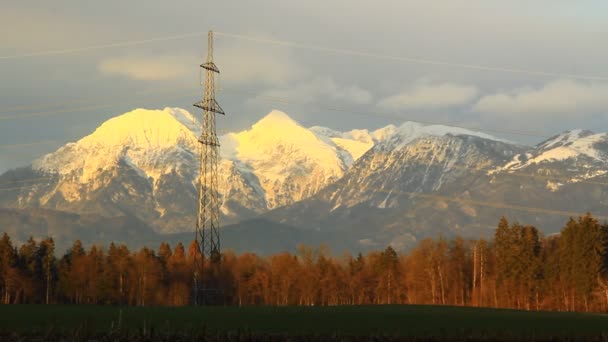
[0,108,378,233]
[263,126,608,251]
[264,124,525,248]
[34,107,199,185]
[222,111,350,210]
[328,122,522,209]
[3,106,608,253]
[494,130,608,191]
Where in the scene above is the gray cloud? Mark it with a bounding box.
[474,80,608,118]
[99,54,196,81]
[378,82,478,111]
[217,37,306,86]
[250,77,373,106]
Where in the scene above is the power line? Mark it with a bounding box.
[0,32,207,60]
[0,92,197,120]
[0,186,37,192]
[0,87,606,189]
[215,31,608,82]
[0,104,114,120]
[2,29,606,82]
[6,88,607,160]
[366,187,608,221]
[9,91,603,159]
[0,177,55,186]
[0,88,556,140]
[351,151,608,187]
[248,93,608,146]
[0,140,58,148]
[0,127,604,220]
[2,129,608,189]
[0,85,197,114]
[2,170,604,221]
[250,94,551,139]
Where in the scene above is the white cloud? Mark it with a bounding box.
[250,77,372,106]
[99,54,194,81]
[378,82,478,110]
[474,79,608,117]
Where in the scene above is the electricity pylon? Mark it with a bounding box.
[193,30,224,305]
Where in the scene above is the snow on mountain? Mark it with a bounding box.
[492,130,608,191]
[7,105,608,251]
[263,128,526,251]
[33,107,199,183]
[309,125,397,162]
[328,132,520,210]
[378,121,506,151]
[370,125,397,142]
[222,110,350,209]
[30,110,510,214]
[497,130,608,170]
[528,130,607,164]
[17,108,378,231]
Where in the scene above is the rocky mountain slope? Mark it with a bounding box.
[263,128,608,251]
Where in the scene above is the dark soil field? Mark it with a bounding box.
[1,304,608,341]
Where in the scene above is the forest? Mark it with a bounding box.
[1,213,607,312]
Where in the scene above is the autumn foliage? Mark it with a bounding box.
[1,214,608,312]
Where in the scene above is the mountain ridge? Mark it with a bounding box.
[2,107,608,253]
[1,108,387,233]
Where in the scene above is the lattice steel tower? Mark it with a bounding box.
[193,30,224,304]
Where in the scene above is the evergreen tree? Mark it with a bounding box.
[0,233,17,304]
[494,217,514,281]
[61,240,87,303]
[559,214,606,311]
[18,236,41,302]
[158,242,172,266]
[104,243,131,304]
[518,225,542,309]
[39,237,56,304]
[379,246,400,304]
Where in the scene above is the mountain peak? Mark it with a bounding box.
[253,110,299,130]
[236,110,313,146]
[231,110,330,156]
[79,107,197,149]
[34,108,199,179]
[500,129,607,171]
[380,121,502,150]
[539,129,596,150]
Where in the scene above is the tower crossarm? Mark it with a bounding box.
[193,99,225,115]
[201,62,220,73]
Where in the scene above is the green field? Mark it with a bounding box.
[1,305,608,339]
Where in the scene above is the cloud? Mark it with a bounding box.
[473,80,608,117]
[96,34,306,85]
[216,37,305,86]
[250,77,372,106]
[99,54,195,81]
[378,82,478,110]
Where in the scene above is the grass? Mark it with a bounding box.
[1,304,608,339]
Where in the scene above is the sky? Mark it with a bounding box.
[1,0,608,173]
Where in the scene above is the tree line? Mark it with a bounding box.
[1,213,607,311]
